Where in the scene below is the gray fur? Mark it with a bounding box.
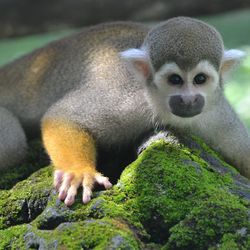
[41,22,153,148]
[0,107,27,168]
[0,21,151,168]
[200,97,250,178]
[0,22,149,138]
[143,17,224,71]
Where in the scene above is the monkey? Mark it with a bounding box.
[0,17,249,206]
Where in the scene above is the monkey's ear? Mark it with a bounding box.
[221,49,246,74]
[120,48,153,79]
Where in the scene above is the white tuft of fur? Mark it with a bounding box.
[223,49,246,61]
[120,48,148,61]
[221,49,246,77]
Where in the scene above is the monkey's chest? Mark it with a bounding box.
[94,97,152,148]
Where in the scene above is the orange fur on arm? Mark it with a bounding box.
[42,118,97,176]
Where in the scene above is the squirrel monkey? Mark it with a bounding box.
[0,17,249,206]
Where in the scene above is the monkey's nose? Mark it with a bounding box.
[180,95,198,106]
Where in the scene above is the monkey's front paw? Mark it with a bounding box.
[53,169,112,206]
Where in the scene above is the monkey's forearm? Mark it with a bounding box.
[42,118,112,206]
[195,101,250,178]
[217,123,250,178]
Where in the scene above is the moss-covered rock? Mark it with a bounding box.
[0,131,249,249]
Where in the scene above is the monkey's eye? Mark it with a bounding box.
[194,73,207,85]
[168,74,184,85]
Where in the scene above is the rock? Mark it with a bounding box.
[0,131,249,249]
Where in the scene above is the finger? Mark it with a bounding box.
[82,186,92,204]
[58,173,74,200]
[64,178,81,206]
[54,170,63,190]
[95,174,112,189]
[82,174,94,204]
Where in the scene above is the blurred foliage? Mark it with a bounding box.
[201,9,250,48]
[0,10,250,129]
[0,30,76,66]
[224,50,250,129]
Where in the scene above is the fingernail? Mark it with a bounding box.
[83,195,91,204]
[104,181,112,189]
[59,190,67,200]
[65,196,74,206]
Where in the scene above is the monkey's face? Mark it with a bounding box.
[120,16,244,122]
[152,60,219,118]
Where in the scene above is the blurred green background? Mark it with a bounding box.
[0,9,250,130]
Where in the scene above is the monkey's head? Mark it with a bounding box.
[120,17,245,122]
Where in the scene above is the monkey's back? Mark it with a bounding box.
[0,22,149,136]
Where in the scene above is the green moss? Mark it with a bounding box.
[0,136,249,249]
[41,218,140,250]
[30,138,238,247]
[0,219,140,249]
[0,225,28,249]
[108,139,249,247]
[0,166,52,229]
[165,190,249,249]
[211,232,250,250]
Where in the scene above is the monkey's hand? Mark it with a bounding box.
[42,119,112,206]
[54,169,112,206]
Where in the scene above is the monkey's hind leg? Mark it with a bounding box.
[42,119,112,206]
[0,107,28,169]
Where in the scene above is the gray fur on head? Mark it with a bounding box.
[143,17,224,71]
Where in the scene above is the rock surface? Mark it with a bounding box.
[0,132,249,249]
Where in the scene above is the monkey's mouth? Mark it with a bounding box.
[171,108,203,118]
